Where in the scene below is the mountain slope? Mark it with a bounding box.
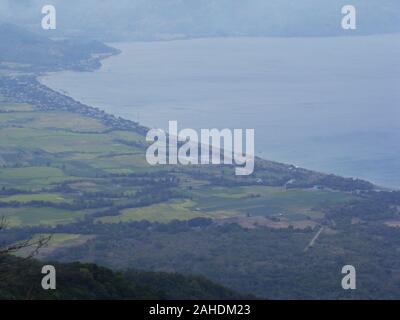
[0,256,253,300]
[1,0,399,40]
[0,23,118,71]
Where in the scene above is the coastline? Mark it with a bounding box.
[0,44,385,192]
[36,45,394,190]
[0,72,379,193]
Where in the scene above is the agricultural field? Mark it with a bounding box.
[0,193,70,204]
[0,98,369,258]
[191,186,353,218]
[96,186,354,224]
[0,207,93,227]
[97,199,215,223]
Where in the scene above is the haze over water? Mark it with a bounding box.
[40,35,400,188]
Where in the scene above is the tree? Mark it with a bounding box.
[0,216,51,275]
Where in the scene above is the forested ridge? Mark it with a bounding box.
[0,255,253,300]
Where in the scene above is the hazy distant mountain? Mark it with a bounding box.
[0,23,118,71]
[0,0,399,41]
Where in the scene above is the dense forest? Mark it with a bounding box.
[0,255,251,300]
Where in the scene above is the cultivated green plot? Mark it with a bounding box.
[88,153,150,172]
[94,185,355,224]
[0,207,90,227]
[96,199,216,224]
[191,186,355,219]
[110,130,146,143]
[0,103,35,112]
[0,127,134,153]
[0,112,36,127]
[25,111,107,132]
[0,166,76,189]
[0,193,70,204]
[0,166,66,180]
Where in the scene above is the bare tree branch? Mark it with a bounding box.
[0,216,52,271]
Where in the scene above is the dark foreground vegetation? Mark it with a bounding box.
[0,255,251,300]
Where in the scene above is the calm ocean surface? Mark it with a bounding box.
[40,35,400,188]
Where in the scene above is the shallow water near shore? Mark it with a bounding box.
[40,35,400,188]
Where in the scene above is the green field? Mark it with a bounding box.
[0,193,70,204]
[0,101,358,232]
[96,199,215,223]
[0,167,66,180]
[0,207,91,227]
[191,186,354,218]
[95,186,354,224]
